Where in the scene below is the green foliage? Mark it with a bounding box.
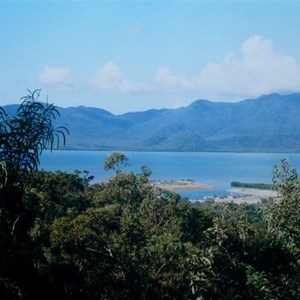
[265,159,300,253]
[249,159,300,299]
[231,181,272,190]
[2,97,300,299]
[0,91,68,298]
[104,152,129,173]
[0,90,68,174]
[45,156,216,299]
[0,161,7,188]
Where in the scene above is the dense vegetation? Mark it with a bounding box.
[1,92,300,299]
[4,92,300,152]
[231,182,272,189]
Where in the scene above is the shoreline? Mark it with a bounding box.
[52,148,300,154]
[152,180,278,204]
[152,180,213,191]
[227,187,277,198]
[210,188,278,204]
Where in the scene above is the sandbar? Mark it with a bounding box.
[152,180,213,191]
[228,188,277,198]
[212,188,278,204]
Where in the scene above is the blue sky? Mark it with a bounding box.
[1,0,300,114]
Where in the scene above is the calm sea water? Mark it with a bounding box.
[40,151,300,200]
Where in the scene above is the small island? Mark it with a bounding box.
[152,179,213,191]
[231,181,272,189]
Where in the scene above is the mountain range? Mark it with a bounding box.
[3,93,300,152]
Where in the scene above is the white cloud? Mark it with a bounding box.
[38,66,73,92]
[155,67,193,92]
[42,37,300,102]
[155,36,300,99]
[89,61,150,94]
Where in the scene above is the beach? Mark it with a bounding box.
[213,188,278,204]
[152,180,213,191]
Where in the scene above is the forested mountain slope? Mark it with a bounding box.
[4,93,300,152]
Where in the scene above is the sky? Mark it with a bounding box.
[1,0,300,114]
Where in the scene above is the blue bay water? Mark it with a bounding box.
[40,151,300,200]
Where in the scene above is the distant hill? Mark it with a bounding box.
[3,93,300,152]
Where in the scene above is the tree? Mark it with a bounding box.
[251,159,300,298]
[0,90,67,174]
[0,90,68,298]
[104,152,129,173]
[49,154,215,299]
[266,159,300,254]
[0,161,7,189]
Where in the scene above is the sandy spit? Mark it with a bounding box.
[152,180,213,191]
[212,188,278,204]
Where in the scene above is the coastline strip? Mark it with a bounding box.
[209,188,278,204]
[152,180,213,191]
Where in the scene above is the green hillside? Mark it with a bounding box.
[5,93,300,152]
